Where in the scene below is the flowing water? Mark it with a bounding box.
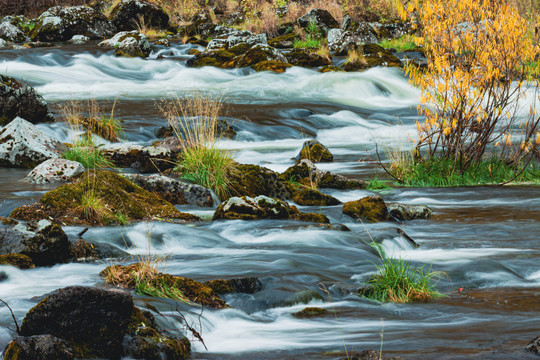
[0,42,539,359]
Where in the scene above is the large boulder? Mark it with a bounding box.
[205,27,267,50]
[282,159,366,190]
[342,195,389,223]
[0,75,54,126]
[227,163,294,200]
[295,139,333,162]
[123,173,215,207]
[0,220,71,266]
[0,117,67,169]
[297,9,339,36]
[110,0,170,31]
[0,21,29,43]
[10,170,200,226]
[30,6,116,42]
[3,335,75,360]
[235,43,288,68]
[101,143,177,172]
[292,188,341,206]
[26,158,85,184]
[20,286,133,359]
[98,30,152,58]
[328,26,378,54]
[213,195,329,223]
[186,49,237,68]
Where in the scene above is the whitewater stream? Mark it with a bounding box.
[0,42,539,359]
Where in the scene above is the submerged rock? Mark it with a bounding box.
[0,117,67,169]
[0,75,54,126]
[10,170,200,226]
[213,195,329,223]
[123,173,214,207]
[110,0,170,32]
[4,334,74,360]
[342,195,389,223]
[206,277,263,294]
[252,60,292,73]
[527,336,540,354]
[30,6,116,42]
[387,203,433,221]
[292,188,341,206]
[227,163,294,200]
[0,253,36,269]
[292,307,329,318]
[295,139,333,162]
[70,238,128,261]
[98,30,152,58]
[283,159,366,190]
[344,350,405,360]
[26,158,85,184]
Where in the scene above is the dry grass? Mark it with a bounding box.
[306,0,344,24]
[315,45,331,62]
[345,48,367,65]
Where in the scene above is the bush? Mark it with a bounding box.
[403,0,540,175]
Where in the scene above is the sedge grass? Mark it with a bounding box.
[62,135,114,169]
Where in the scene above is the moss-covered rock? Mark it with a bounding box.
[227,42,253,55]
[319,65,345,73]
[98,31,152,58]
[252,60,292,73]
[268,32,299,48]
[343,45,402,72]
[227,162,294,200]
[387,203,433,221]
[186,49,236,68]
[342,195,389,223]
[206,277,263,294]
[285,48,331,67]
[282,159,366,190]
[102,143,178,173]
[101,263,228,309]
[1,75,53,126]
[292,189,341,206]
[235,43,288,68]
[110,0,169,32]
[213,195,330,223]
[292,307,329,318]
[4,334,74,360]
[297,139,333,162]
[0,253,35,269]
[10,170,200,226]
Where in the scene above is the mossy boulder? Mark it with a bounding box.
[285,48,331,67]
[296,9,339,36]
[292,189,341,206]
[387,203,433,221]
[4,334,74,360]
[98,31,152,58]
[268,33,299,48]
[319,65,345,73]
[213,195,330,223]
[1,75,53,126]
[0,253,35,269]
[186,49,236,68]
[10,170,200,226]
[227,162,294,200]
[101,263,228,309]
[20,286,133,359]
[296,139,333,162]
[101,143,178,173]
[252,60,292,73]
[282,159,366,190]
[292,307,329,318]
[110,0,169,32]
[206,277,263,294]
[235,43,288,68]
[342,195,389,223]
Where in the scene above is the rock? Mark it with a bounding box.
[285,48,331,67]
[344,350,405,360]
[101,263,228,309]
[343,44,401,71]
[297,9,339,36]
[154,37,170,46]
[98,30,152,58]
[296,139,333,162]
[101,143,177,172]
[235,43,288,68]
[227,163,294,200]
[527,336,540,354]
[292,188,341,206]
[70,239,128,261]
[252,60,292,73]
[292,307,328,318]
[122,173,215,207]
[20,286,133,359]
[0,117,67,169]
[10,170,200,226]
[282,159,366,190]
[68,34,90,44]
[206,277,263,294]
[319,65,345,73]
[268,32,299,48]
[31,6,116,42]
[0,21,29,43]
[329,26,378,54]
[213,195,329,223]
[0,220,71,266]
[3,335,74,360]
[0,253,35,269]
[0,38,7,48]
[374,21,413,40]
[25,158,85,184]
[0,75,54,126]
[342,195,389,223]
[186,49,237,68]
[110,0,170,31]
[387,203,433,221]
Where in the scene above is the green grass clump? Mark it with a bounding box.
[62,136,114,169]
[367,177,391,190]
[136,277,191,304]
[379,35,419,52]
[362,243,443,303]
[293,38,321,49]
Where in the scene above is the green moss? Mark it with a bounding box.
[10,170,200,225]
[205,279,234,294]
[342,195,389,223]
[188,50,236,68]
[252,60,292,73]
[285,49,331,67]
[318,65,345,73]
[227,163,293,200]
[299,143,333,162]
[292,189,341,206]
[268,33,299,48]
[292,307,329,318]
[0,253,35,269]
[228,43,252,55]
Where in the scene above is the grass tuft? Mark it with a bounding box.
[62,135,114,169]
[379,34,419,52]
